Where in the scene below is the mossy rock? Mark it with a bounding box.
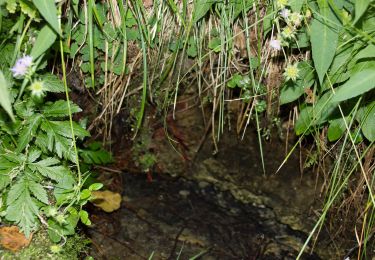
[0,230,91,260]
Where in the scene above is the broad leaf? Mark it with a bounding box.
[30,25,57,60]
[327,117,348,142]
[360,102,375,141]
[331,69,375,102]
[0,71,15,121]
[353,0,371,24]
[280,61,315,104]
[295,92,338,135]
[32,0,60,35]
[193,0,216,23]
[310,5,339,85]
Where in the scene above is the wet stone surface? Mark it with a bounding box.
[88,172,324,260]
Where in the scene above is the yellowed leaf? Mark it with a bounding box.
[91,190,122,213]
[0,226,32,252]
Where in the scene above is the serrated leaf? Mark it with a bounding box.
[32,158,67,182]
[42,100,82,118]
[27,149,41,163]
[310,6,339,85]
[79,148,112,164]
[331,69,375,102]
[16,114,42,153]
[32,0,60,35]
[30,25,57,60]
[41,74,66,93]
[54,174,76,205]
[28,180,48,204]
[0,70,15,121]
[6,179,39,238]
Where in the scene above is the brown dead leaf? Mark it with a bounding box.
[91,190,122,213]
[0,226,32,252]
[143,0,153,8]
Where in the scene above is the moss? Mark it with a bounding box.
[0,230,91,260]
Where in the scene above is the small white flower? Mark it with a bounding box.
[270,39,281,50]
[11,55,33,77]
[289,12,303,27]
[284,63,299,81]
[279,8,290,20]
[29,80,45,97]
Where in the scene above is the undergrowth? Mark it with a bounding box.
[0,0,374,259]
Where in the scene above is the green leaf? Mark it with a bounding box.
[89,183,103,191]
[353,0,371,24]
[80,189,91,200]
[327,117,347,141]
[16,114,43,153]
[54,174,76,205]
[193,0,216,23]
[289,0,304,12]
[227,74,242,88]
[32,0,60,35]
[29,180,49,204]
[42,74,66,93]
[208,37,222,52]
[0,70,15,121]
[40,120,89,162]
[295,92,338,135]
[6,179,39,237]
[361,102,375,141]
[354,44,375,61]
[32,158,68,182]
[280,61,315,104]
[30,25,57,60]
[310,5,339,84]
[232,0,254,20]
[331,69,375,102]
[79,210,91,225]
[42,100,82,118]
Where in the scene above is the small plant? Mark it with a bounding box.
[0,1,110,244]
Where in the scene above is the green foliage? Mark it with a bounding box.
[278,0,375,143]
[0,3,108,244]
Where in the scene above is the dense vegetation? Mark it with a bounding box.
[0,0,373,258]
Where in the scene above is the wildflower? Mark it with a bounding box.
[281,26,295,39]
[289,12,303,27]
[279,8,290,20]
[284,63,299,81]
[270,39,282,51]
[276,0,288,9]
[11,55,33,77]
[29,80,45,97]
